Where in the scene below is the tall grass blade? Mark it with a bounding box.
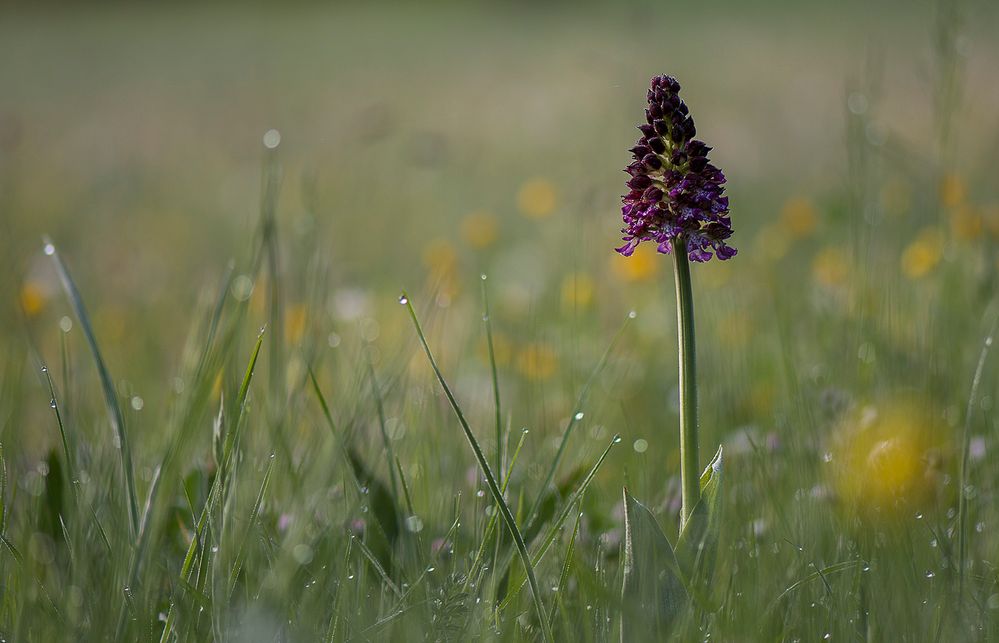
[45,239,140,536]
[401,292,554,643]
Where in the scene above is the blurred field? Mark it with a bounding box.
[2,1,999,640]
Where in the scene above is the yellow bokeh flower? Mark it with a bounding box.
[516,178,558,219]
[284,303,308,345]
[939,173,966,209]
[515,342,558,381]
[560,272,594,311]
[478,330,512,367]
[901,228,943,279]
[422,238,458,275]
[461,211,499,249]
[812,246,849,287]
[19,281,46,317]
[983,204,999,238]
[780,196,819,238]
[754,224,790,263]
[830,400,939,516]
[611,242,659,283]
[949,204,983,241]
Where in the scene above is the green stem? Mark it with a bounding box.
[671,237,700,530]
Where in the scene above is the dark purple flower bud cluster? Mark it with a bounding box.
[617,75,736,262]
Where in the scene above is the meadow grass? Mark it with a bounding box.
[2,1,999,641]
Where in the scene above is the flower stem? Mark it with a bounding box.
[671,237,700,530]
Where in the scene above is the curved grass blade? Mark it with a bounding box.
[500,434,620,609]
[160,330,264,643]
[401,292,554,643]
[958,316,998,602]
[226,456,274,599]
[45,238,140,536]
[480,274,503,476]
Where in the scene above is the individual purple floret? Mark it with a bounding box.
[617,75,736,262]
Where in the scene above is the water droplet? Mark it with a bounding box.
[476,490,485,498]
[262,129,281,149]
[925,570,935,579]
[398,294,409,305]
[480,274,488,281]
[915,512,923,520]
[40,366,48,373]
[522,428,529,434]
[426,566,436,573]
[49,399,57,409]
[628,310,637,319]
[822,452,833,463]
[211,546,219,553]
[347,574,354,580]
[405,515,424,533]
[574,412,585,421]
[43,243,55,256]
[130,396,144,411]
[862,564,871,572]
[612,435,622,444]
[987,337,994,347]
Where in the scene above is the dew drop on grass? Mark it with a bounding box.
[262,129,281,149]
[427,566,436,573]
[915,512,923,520]
[40,366,47,373]
[476,490,485,498]
[130,396,144,411]
[405,515,424,533]
[43,243,55,256]
[49,399,56,409]
[925,570,935,579]
[59,316,73,332]
[398,294,408,305]
[574,412,584,421]
[612,435,622,444]
[480,274,487,281]
[628,310,637,319]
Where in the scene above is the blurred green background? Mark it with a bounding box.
[3,1,999,639]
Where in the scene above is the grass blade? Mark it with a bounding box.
[45,238,140,536]
[401,292,554,643]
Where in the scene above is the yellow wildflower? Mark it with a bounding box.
[516,178,558,219]
[812,247,849,287]
[901,228,943,279]
[19,281,46,317]
[939,174,966,209]
[461,211,499,249]
[515,343,558,381]
[611,242,659,282]
[560,273,594,310]
[780,196,819,238]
